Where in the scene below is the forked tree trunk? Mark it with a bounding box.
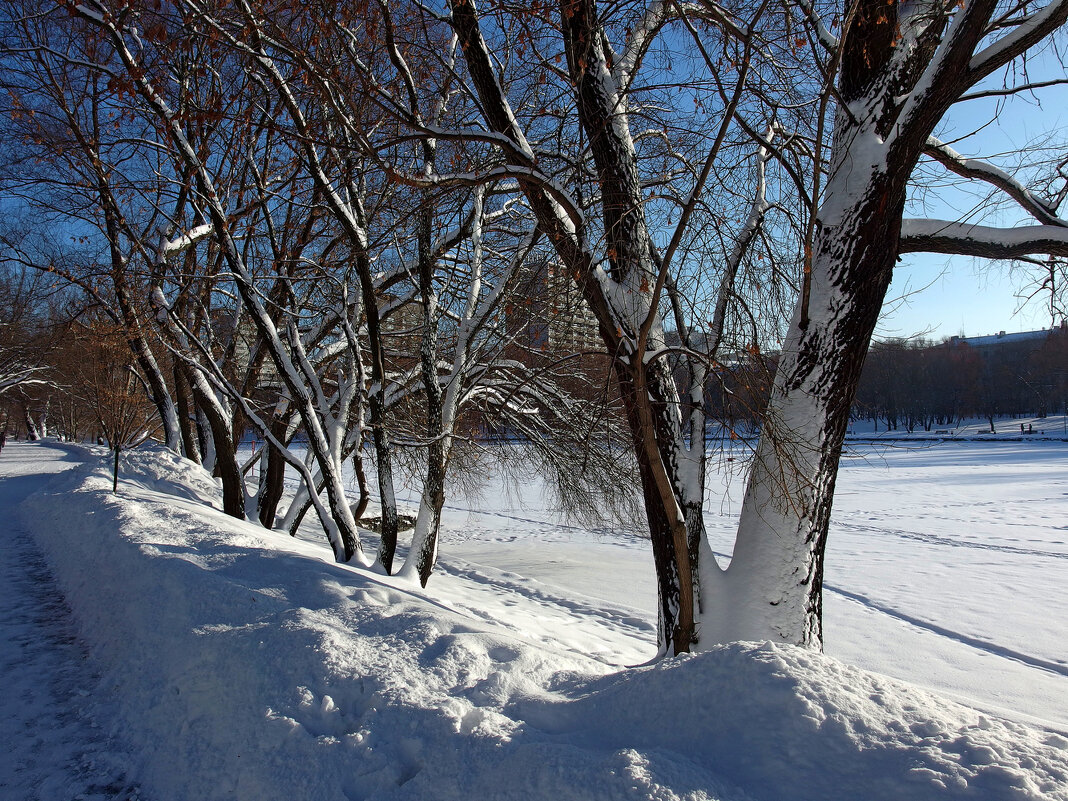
[564,0,697,654]
[696,0,948,648]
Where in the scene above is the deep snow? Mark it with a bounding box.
[2,437,1067,800]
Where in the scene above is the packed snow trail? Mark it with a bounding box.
[0,442,141,801]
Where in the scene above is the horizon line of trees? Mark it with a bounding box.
[689,324,1068,435]
[854,328,1068,432]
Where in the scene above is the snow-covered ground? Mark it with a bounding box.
[2,437,1067,800]
[844,413,1068,440]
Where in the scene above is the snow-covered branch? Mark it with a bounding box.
[790,0,838,53]
[614,0,673,88]
[0,362,51,397]
[924,137,1065,227]
[899,219,1068,258]
[159,224,214,259]
[968,0,1068,83]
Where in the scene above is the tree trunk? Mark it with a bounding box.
[352,444,370,522]
[192,381,245,519]
[405,189,446,587]
[698,80,914,646]
[23,404,39,441]
[401,445,447,587]
[563,0,697,653]
[257,416,288,528]
[619,362,695,655]
[369,393,399,571]
[173,362,201,464]
[196,404,216,473]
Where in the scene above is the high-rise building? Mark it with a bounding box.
[506,256,601,357]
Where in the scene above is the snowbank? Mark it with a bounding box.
[20,444,1068,800]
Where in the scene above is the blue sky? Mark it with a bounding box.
[876,252,1059,341]
[875,44,1068,343]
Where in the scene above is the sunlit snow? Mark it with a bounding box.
[2,433,1066,800]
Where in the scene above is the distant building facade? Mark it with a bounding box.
[506,256,601,357]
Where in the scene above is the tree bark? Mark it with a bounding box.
[173,362,201,464]
[257,415,289,528]
[191,378,245,519]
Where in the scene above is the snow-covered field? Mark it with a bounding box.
[2,437,1067,800]
[844,414,1068,440]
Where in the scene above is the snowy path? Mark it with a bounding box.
[0,443,141,801]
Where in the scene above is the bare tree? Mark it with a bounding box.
[0,17,185,452]
[68,314,161,490]
[712,0,1068,647]
[430,0,800,653]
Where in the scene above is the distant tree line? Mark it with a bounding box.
[674,324,1068,438]
[853,328,1068,433]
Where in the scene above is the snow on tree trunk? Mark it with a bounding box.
[400,184,480,588]
[83,17,371,562]
[369,396,400,571]
[695,0,986,647]
[698,179,903,646]
[401,199,450,586]
[122,319,181,453]
[196,404,216,474]
[400,382,458,587]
